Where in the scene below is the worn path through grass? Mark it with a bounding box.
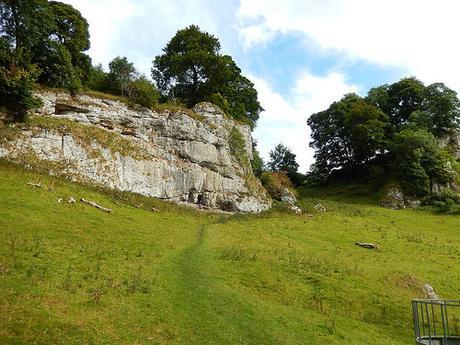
[163,221,282,345]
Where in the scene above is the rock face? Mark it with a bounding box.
[279,187,297,204]
[380,183,421,210]
[0,91,271,212]
[441,131,460,160]
[423,284,440,300]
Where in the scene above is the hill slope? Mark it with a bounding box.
[1,161,459,344]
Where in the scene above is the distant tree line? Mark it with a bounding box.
[0,2,262,128]
[307,77,460,201]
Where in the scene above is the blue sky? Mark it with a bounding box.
[64,0,460,171]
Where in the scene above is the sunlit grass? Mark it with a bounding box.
[0,160,459,344]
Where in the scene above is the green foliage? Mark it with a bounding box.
[34,41,80,91]
[267,143,305,186]
[48,1,90,53]
[208,92,231,115]
[0,0,91,92]
[229,126,247,165]
[308,94,389,176]
[390,129,456,196]
[217,55,263,128]
[428,188,460,213]
[308,77,460,197]
[102,57,159,108]
[107,56,137,96]
[367,77,426,128]
[343,96,389,163]
[251,143,264,177]
[0,63,41,121]
[260,171,297,200]
[0,0,52,62]
[268,143,299,173]
[85,58,159,109]
[128,76,160,108]
[47,1,91,82]
[366,77,460,136]
[85,63,109,92]
[152,25,221,105]
[152,25,262,127]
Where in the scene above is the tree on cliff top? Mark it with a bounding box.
[107,56,137,97]
[152,25,263,128]
[0,0,91,90]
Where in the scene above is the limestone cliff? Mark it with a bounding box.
[0,91,271,212]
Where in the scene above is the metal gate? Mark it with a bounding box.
[412,300,460,345]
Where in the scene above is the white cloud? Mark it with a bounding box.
[238,0,460,90]
[253,72,358,172]
[62,0,239,75]
[62,0,137,66]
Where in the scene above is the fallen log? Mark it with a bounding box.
[27,182,42,188]
[355,242,378,250]
[80,198,112,213]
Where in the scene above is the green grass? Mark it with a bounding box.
[1,161,459,344]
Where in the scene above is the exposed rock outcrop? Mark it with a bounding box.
[441,131,460,160]
[280,187,297,204]
[380,183,421,210]
[0,91,271,212]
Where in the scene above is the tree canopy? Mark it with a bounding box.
[307,77,460,196]
[107,56,137,97]
[268,143,299,173]
[152,25,263,127]
[267,143,306,186]
[0,0,91,89]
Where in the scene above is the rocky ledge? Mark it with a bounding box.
[0,91,271,212]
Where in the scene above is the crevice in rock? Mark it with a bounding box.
[55,103,90,115]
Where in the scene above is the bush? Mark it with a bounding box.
[251,146,264,177]
[287,171,307,187]
[428,188,460,213]
[0,64,41,122]
[432,199,455,213]
[368,165,388,187]
[209,93,231,115]
[229,127,247,165]
[260,171,297,200]
[85,64,109,92]
[36,42,81,92]
[391,129,456,196]
[128,76,160,108]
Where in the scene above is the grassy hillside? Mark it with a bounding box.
[1,160,459,344]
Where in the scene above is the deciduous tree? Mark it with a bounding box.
[152,25,262,127]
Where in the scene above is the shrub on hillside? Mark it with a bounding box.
[251,146,264,177]
[229,127,248,165]
[260,171,297,200]
[0,64,41,122]
[128,76,160,108]
[427,188,460,212]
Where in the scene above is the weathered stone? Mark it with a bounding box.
[423,283,440,300]
[0,91,271,213]
[440,131,460,160]
[280,187,297,204]
[380,183,421,210]
[313,204,326,212]
[288,204,302,214]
